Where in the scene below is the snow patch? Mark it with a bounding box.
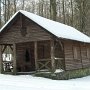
[55,69,64,73]
[0,74,90,90]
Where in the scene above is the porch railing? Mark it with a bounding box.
[37,58,64,71]
[3,61,13,72]
[37,59,51,71]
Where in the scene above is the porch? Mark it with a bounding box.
[0,40,65,74]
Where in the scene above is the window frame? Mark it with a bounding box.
[73,46,80,60]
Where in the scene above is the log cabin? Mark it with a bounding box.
[0,10,90,74]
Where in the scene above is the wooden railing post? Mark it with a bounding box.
[34,41,38,71]
[51,40,55,72]
[13,43,17,74]
[0,45,3,73]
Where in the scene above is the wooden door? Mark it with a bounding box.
[25,46,35,71]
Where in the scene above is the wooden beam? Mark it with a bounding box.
[13,44,17,74]
[51,40,55,72]
[79,44,83,68]
[34,41,38,71]
[58,39,63,51]
[0,45,3,73]
[2,45,7,53]
[9,45,13,51]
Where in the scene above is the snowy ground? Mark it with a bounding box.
[0,74,90,90]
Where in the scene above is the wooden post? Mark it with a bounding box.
[0,45,3,73]
[13,44,17,74]
[79,44,83,68]
[51,40,55,72]
[34,41,38,71]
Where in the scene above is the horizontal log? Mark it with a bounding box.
[37,59,51,61]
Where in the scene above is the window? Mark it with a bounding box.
[73,46,80,59]
[87,48,90,59]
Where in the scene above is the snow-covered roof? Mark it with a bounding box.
[0,10,90,43]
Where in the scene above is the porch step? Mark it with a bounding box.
[17,71,36,75]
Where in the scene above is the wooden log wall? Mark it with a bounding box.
[80,44,90,68]
[0,14,52,44]
[64,40,76,70]
[63,40,90,70]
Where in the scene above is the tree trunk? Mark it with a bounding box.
[71,0,73,26]
[62,0,65,24]
[4,0,7,23]
[7,0,10,20]
[22,0,24,10]
[50,0,57,21]
[14,0,16,13]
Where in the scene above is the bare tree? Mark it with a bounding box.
[62,0,65,24]
[22,0,24,10]
[7,0,10,20]
[4,0,6,23]
[75,0,89,33]
[14,0,16,13]
[50,0,57,21]
[38,0,44,16]
[71,0,74,26]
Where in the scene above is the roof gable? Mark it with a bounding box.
[0,10,90,43]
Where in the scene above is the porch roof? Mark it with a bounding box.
[0,10,90,43]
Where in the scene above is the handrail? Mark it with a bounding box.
[54,57,64,60]
[37,59,51,61]
[37,58,64,61]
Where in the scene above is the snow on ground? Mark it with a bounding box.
[0,74,90,90]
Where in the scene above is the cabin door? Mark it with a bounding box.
[25,47,35,71]
[17,42,35,72]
